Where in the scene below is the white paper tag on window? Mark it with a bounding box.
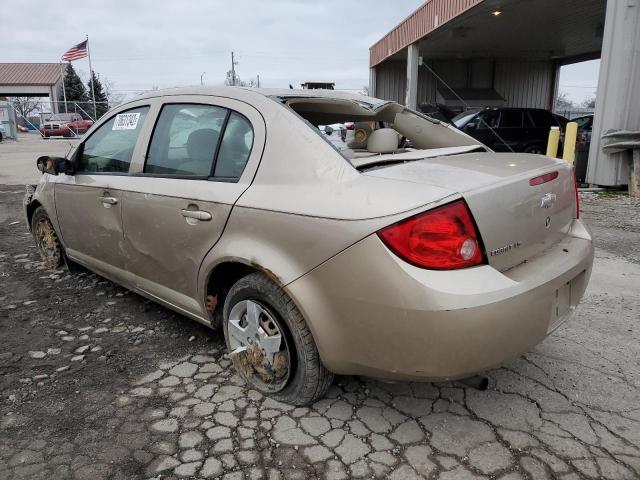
[112,112,140,130]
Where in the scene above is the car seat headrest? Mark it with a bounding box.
[348,122,373,149]
[186,128,219,162]
[367,128,399,154]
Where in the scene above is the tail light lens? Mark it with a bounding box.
[377,199,486,270]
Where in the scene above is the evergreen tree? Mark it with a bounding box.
[87,71,109,119]
[59,63,89,116]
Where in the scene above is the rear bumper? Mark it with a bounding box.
[286,219,593,381]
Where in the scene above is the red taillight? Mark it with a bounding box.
[377,199,486,270]
[529,171,559,186]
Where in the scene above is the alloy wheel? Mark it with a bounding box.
[227,300,291,392]
[34,217,61,269]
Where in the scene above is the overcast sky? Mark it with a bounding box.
[4,0,422,98]
[4,0,597,104]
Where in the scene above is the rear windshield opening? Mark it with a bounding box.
[281,97,485,169]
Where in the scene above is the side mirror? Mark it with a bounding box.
[36,156,74,176]
[324,126,334,136]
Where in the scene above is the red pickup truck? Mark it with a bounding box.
[40,113,93,137]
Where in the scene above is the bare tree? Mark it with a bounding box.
[581,96,596,109]
[225,70,245,86]
[360,85,370,96]
[11,97,40,124]
[555,91,575,110]
[102,79,126,107]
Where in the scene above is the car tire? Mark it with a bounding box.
[524,144,545,155]
[223,272,334,405]
[31,207,63,270]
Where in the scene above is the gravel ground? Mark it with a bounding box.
[0,188,639,480]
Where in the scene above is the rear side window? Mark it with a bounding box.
[146,104,227,177]
[214,112,254,178]
[500,110,523,128]
[145,104,253,180]
[528,110,556,128]
[76,106,149,173]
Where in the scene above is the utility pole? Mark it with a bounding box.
[231,52,237,86]
[257,74,260,88]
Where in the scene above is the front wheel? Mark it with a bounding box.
[223,272,333,405]
[31,207,63,270]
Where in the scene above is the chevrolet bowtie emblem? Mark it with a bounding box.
[540,193,557,209]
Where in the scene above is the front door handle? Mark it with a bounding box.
[180,209,212,221]
[98,196,118,206]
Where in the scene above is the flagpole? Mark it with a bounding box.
[86,34,97,120]
[59,62,68,113]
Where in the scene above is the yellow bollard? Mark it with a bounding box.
[546,126,560,157]
[562,121,578,164]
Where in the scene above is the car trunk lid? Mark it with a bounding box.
[364,152,576,271]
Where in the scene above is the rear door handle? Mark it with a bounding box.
[98,196,118,205]
[180,209,212,221]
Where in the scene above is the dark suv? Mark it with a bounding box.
[453,108,567,154]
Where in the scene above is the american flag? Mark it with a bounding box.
[61,40,88,61]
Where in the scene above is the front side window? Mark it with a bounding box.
[145,104,227,177]
[476,110,500,129]
[76,106,149,173]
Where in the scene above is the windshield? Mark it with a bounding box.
[452,111,479,128]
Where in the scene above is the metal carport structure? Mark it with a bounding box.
[0,63,64,110]
[369,0,640,188]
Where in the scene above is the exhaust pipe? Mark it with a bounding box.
[458,375,489,391]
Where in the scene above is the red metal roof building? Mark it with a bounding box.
[0,63,64,112]
[368,0,639,188]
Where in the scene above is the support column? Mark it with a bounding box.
[587,0,640,186]
[405,43,419,110]
[368,67,377,98]
[51,85,60,114]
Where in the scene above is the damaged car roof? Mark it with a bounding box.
[131,86,389,109]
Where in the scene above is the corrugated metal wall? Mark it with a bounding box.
[374,59,553,110]
[494,61,553,108]
[375,62,406,105]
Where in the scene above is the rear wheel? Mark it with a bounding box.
[223,273,333,405]
[524,143,545,155]
[31,207,63,270]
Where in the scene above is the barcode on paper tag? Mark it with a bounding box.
[112,113,140,130]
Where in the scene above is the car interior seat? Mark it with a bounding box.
[182,128,219,176]
[367,128,400,154]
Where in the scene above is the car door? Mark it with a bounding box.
[121,97,265,318]
[55,104,152,281]
[468,110,501,149]
[527,109,557,149]
[495,109,525,151]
